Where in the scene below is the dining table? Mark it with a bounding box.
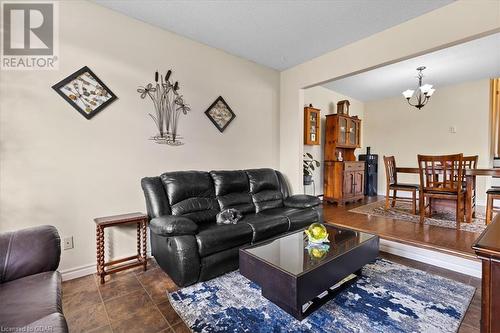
[396,167,500,223]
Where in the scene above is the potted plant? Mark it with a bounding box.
[303,153,320,185]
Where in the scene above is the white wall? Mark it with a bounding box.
[280,0,500,194]
[0,1,279,272]
[364,79,491,204]
[303,86,364,194]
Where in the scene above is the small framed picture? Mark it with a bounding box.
[205,96,236,133]
[52,66,117,119]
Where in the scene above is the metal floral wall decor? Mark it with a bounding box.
[137,70,190,145]
[205,96,235,133]
[52,66,117,120]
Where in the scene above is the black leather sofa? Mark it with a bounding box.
[0,225,68,332]
[141,168,322,287]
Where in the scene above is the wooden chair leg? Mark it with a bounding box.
[385,188,390,210]
[472,191,476,218]
[412,190,417,215]
[427,197,432,217]
[391,190,397,207]
[486,194,493,225]
[455,194,464,226]
[419,195,425,223]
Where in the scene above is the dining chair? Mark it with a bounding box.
[463,155,478,218]
[486,187,500,225]
[417,153,465,226]
[383,156,418,214]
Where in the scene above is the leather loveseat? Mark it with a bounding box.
[0,225,68,332]
[141,168,322,287]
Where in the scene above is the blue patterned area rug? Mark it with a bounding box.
[168,259,474,333]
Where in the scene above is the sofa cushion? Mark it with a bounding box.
[246,169,283,213]
[210,170,254,214]
[260,207,320,231]
[240,214,289,242]
[149,215,198,236]
[196,222,253,257]
[141,176,171,219]
[284,195,321,209]
[0,271,62,328]
[161,171,219,224]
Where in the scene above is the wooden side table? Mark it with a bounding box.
[94,212,148,284]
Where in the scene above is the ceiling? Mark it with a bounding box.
[92,0,453,71]
[323,33,500,102]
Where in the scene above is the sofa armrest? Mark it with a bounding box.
[284,195,321,209]
[0,225,61,283]
[149,215,198,237]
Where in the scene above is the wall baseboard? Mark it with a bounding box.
[60,242,481,281]
[380,239,481,278]
[60,251,152,281]
[60,263,96,281]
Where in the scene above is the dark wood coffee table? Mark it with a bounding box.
[239,224,379,320]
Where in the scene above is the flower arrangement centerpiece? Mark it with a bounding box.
[305,223,330,260]
[137,70,190,145]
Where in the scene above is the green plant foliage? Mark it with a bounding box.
[303,153,320,176]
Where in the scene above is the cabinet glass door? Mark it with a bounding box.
[309,112,317,142]
[348,119,357,146]
[339,117,347,145]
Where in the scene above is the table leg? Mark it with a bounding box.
[96,226,105,284]
[141,220,147,271]
[465,175,473,223]
[136,222,141,259]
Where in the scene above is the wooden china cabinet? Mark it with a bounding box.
[304,106,320,145]
[323,114,364,205]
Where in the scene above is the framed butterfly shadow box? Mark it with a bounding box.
[52,66,117,120]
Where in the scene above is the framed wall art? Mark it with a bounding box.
[205,96,235,133]
[52,66,117,119]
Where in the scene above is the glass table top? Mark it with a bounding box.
[242,224,376,276]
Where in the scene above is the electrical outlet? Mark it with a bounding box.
[449,126,457,134]
[63,236,74,250]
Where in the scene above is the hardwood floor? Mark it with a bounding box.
[324,196,481,259]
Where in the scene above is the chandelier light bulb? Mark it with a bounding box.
[402,89,414,99]
[420,84,433,94]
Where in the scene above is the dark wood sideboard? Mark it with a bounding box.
[473,214,500,333]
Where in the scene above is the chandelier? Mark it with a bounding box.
[402,66,435,110]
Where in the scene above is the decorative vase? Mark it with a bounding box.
[305,223,329,244]
[303,175,313,185]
